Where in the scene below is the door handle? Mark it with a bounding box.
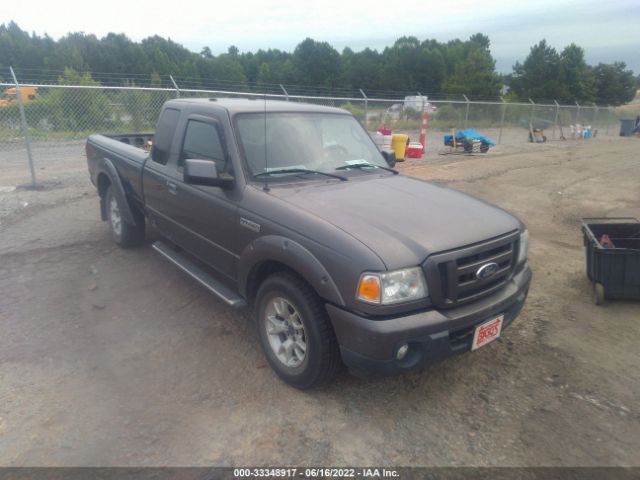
[166,181,178,195]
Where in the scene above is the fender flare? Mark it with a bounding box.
[238,235,345,307]
[97,158,137,225]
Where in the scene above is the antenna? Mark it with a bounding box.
[263,90,269,191]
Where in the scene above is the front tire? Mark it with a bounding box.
[105,186,145,248]
[255,272,340,389]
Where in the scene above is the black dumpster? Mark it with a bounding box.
[619,119,637,136]
[582,217,640,304]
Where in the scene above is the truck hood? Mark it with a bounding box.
[270,174,521,269]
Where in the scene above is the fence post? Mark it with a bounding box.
[592,102,598,129]
[359,89,368,128]
[463,94,470,128]
[528,98,536,125]
[9,66,37,188]
[280,84,289,101]
[606,105,611,136]
[498,96,506,145]
[552,100,560,140]
[575,101,580,125]
[169,75,180,98]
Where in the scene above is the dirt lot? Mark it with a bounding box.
[1,135,639,466]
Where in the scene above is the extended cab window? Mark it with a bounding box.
[180,120,226,171]
[152,107,180,165]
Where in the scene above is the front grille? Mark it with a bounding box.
[423,231,519,308]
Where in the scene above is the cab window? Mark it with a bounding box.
[152,107,180,165]
[179,120,226,171]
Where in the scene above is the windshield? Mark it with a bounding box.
[236,112,388,178]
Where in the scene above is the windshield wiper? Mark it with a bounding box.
[335,163,398,174]
[254,168,348,181]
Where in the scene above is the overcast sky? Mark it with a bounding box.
[3,0,639,73]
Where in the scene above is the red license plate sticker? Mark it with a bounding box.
[471,315,504,351]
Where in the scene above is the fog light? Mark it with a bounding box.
[396,344,409,360]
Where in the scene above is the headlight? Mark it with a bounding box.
[517,229,529,264]
[357,267,428,305]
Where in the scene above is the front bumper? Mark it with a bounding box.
[326,265,532,377]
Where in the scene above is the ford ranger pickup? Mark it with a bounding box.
[86,98,532,389]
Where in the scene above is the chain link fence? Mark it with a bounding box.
[0,76,625,187]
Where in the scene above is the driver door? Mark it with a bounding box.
[174,115,239,279]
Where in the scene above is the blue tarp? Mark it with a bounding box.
[443,129,496,146]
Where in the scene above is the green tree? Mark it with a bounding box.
[591,62,636,105]
[469,33,490,50]
[510,40,563,101]
[380,36,428,91]
[339,47,383,91]
[558,44,594,103]
[292,38,340,89]
[256,62,274,86]
[2,20,637,105]
[48,68,111,131]
[118,73,169,131]
[442,36,500,97]
[198,54,246,85]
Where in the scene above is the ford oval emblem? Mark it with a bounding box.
[476,262,499,280]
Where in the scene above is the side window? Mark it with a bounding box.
[152,108,181,165]
[179,120,226,171]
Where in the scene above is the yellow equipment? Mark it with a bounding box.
[391,133,409,161]
[0,86,37,106]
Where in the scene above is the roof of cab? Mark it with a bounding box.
[164,97,350,115]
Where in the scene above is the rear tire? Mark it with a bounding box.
[255,272,340,389]
[105,186,145,248]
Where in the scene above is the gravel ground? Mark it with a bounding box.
[0,134,639,467]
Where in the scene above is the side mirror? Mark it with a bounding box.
[184,159,234,188]
[381,149,396,167]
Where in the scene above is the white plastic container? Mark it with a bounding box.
[373,132,392,149]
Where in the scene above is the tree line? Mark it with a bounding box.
[0,21,637,105]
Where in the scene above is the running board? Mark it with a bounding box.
[152,241,246,308]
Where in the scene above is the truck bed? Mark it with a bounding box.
[86,133,153,213]
[104,133,154,150]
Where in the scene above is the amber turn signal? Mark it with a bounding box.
[357,274,381,304]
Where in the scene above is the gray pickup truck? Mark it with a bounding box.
[86,98,531,389]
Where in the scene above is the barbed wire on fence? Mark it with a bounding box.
[2,64,623,105]
[1,66,626,187]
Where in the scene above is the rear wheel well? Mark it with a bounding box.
[97,173,111,198]
[96,172,144,221]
